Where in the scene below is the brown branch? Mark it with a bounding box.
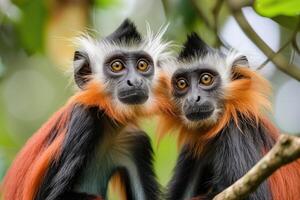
[190,0,229,48]
[161,0,170,18]
[190,0,214,30]
[258,16,300,70]
[213,134,300,200]
[226,0,300,81]
[212,0,224,23]
[212,0,225,47]
[257,39,291,70]
[292,17,300,54]
[292,35,300,55]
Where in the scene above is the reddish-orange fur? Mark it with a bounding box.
[261,119,300,200]
[2,105,72,200]
[23,133,66,200]
[158,66,300,199]
[2,73,167,200]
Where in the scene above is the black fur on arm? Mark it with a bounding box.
[35,105,105,200]
[193,118,275,200]
[60,192,101,200]
[166,146,199,200]
[131,133,161,200]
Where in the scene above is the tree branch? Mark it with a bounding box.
[161,0,170,18]
[257,39,291,70]
[258,17,300,70]
[190,0,214,30]
[213,134,300,200]
[292,33,300,55]
[212,0,225,47]
[190,0,229,48]
[226,0,300,81]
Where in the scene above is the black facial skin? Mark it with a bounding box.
[172,65,222,121]
[103,50,154,105]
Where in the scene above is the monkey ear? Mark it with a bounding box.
[179,32,211,60]
[231,55,249,80]
[73,51,92,89]
[106,19,142,44]
[232,55,249,67]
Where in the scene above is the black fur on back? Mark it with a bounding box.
[178,32,212,61]
[106,19,142,45]
[167,115,276,200]
[35,105,106,200]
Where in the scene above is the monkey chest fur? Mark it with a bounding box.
[73,124,146,198]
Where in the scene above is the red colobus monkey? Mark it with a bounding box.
[2,19,171,200]
[158,33,300,200]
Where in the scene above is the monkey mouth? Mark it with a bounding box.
[118,89,149,105]
[185,109,214,121]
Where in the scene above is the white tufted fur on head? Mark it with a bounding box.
[73,23,172,85]
[162,48,249,89]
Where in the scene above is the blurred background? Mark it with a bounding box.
[0,0,299,198]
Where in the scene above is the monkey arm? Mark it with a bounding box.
[166,146,200,200]
[111,131,161,200]
[60,192,103,200]
[199,119,275,200]
[130,132,161,200]
[35,105,105,200]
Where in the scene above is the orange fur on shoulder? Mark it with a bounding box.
[152,72,175,116]
[261,119,300,200]
[71,81,135,124]
[2,105,72,200]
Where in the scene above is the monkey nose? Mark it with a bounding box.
[127,79,143,87]
[127,80,134,86]
[187,95,201,103]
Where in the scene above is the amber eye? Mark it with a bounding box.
[176,78,188,89]
[200,73,214,86]
[111,61,124,72]
[137,60,149,72]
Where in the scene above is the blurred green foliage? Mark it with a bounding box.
[13,0,47,53]
[254,0,300,30]
[95,0,120,8]
[255,0,300,17]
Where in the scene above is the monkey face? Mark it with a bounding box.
[171,66,223,124]
[72,19,171,118]
[160,33,250,129]
[103,50,154,105]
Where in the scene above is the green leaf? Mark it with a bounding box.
[272,15,300,30]
[95,0,120,8]
[254,0,300,17]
